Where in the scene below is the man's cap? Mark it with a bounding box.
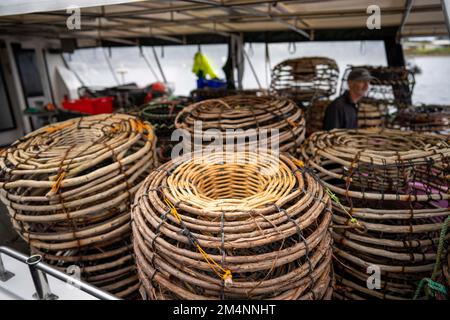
[348,68,376,82]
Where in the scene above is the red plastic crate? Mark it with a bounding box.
[62,97,113,115]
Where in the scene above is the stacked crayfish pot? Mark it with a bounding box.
[305,99,330,136]
[270,57,339,104]
[357,99,389,129]
[392,104,450,134]
[301,128,450,299]
[0,114,157,298]
[139,99,186,163]
[174,95,305,156]
[132,150,334,299]
[191,88,268,101]
[305,98,388,136]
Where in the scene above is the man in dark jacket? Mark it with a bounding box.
[323,68,375,130]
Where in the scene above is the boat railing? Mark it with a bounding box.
[0,245,119,300]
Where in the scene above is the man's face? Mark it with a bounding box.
[348,80,370,97]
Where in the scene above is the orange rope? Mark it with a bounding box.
[51,171,66,193]
[45,122,72,133]
[163,197,182,223]
[287,119,300,128]
[131,119,154,140]
[292,158,305,168]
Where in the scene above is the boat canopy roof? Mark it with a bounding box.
[0,0,448,47]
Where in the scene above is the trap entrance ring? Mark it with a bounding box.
[132,151,334,300]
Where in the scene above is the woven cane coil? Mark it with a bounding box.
[139,99,186,163]
[140,100,185,131]
[132,151,333,300]
[0,114,158,298]
[300,128,450,299]
[270,57,339,102]
[305,98,388,136]
[305,99,330,136]
[357,99,389,129]
[174,96,305,156]
[191,88,268,101]
[392,104,450,134]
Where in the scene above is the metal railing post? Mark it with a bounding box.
[0,246,118,300]
[0,253,15,282]
[443,0,450,37]
[26,255,58,300]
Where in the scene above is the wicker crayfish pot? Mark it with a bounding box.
[391,104,450,134]
[300,128,450,300]
[270,57,339,104]
[174,95,305,156]
[305,98,388,136]
[0,114,158,298]
[357,98,389,129]
[138,99,186,163]
[305,99,330,136]
[191,88,268,101]
[132,150,334,300]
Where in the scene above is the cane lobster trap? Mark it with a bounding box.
[132,151,334,300]
[305,98,389,136]
[305,99,330,136]
[357,98,390,129]
[191,88,268,102]
[391,104,450,135]
[174,95,305,157]
[138,99,187,163]
[270,57,340,106]
[0,114,158,298]
[301,128,450,299]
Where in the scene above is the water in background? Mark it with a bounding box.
[405,55,450,105]
[64,41,450,105]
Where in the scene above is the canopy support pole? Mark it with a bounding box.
[397,0,415,41]
[235,34,244,90]
[443,0,450,36]
[223,34,244,90]
[384,36,411,105]
[384,37,406,67]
